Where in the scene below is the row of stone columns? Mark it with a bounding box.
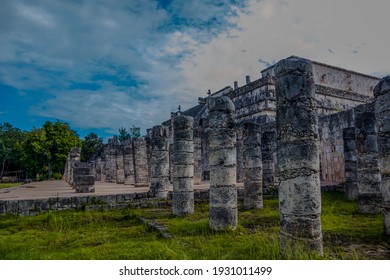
[148,61,390,253]
[341,76,390,234]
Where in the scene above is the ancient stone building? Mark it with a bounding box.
[89,56,381,199]
[159,55,380,189]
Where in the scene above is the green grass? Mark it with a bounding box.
[0,191,389,260]
[0,183,21,189]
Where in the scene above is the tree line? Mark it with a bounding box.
[0,121,141,181]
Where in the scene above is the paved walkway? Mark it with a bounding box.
[0,180,339,201]
[0,180,213,201]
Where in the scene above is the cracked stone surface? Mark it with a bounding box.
[275,57,323,255]
[374,76,390,234]
[242,122,263,209]
[172,115,194,216]
[209,96,237,230]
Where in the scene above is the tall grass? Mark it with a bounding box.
[0,191,389,260]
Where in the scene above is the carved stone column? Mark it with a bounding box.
[355,103,381,213]
[374,76,390,234]
[150,126,169,198]
[275,57,323,255]
[209,96,237,230]
[173,115,194,216]
[343,127,358,200]
[242,122,263,209]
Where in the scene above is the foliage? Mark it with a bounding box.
[81,132,104,162]
[129,125,141,138]
[0,122,24,177]
[118,125,141,143]
[118,127,130,143]
[20,121,82,178]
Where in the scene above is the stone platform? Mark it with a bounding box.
[0,180,213,201]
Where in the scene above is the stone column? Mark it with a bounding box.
[193,136,202,184]
[355,103,382,213]
[73,163,95,193]
[173,115,194,216]
[116,144,125,184]
[68,147,81,186]
[123,142,135,185]
[374,76,390,234]
[275,57,323,255]
[105,138,117,183]
[236,127,245,182]
[150,126,169,198]
[209,96,237,230]
[261,131,276,193]
[133,138,149,187]
[242,122,263,209]
[343,127,358,200]
[95,157,102,181]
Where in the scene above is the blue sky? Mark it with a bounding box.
[1,0,390,140]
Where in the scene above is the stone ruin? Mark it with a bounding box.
[209,96,238,230]
[63,55,390,255]
[64,147,95,193]
[275,58,322,254]
[242,122,263,209]
[374,76,390,235]
[172,114,195,216]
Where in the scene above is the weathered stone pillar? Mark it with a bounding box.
[68,147,81,186]
[242,122,263,209]
[236,127,245,182]
[275,57,323,255]
[355,103,382,213]
[73,163,95,193]
[133,138,149,187]
[95,157,102,181]
[105,138,117,183]
[374,76,390,234]
[173,115,194,216]
[123,141,135,185]
[150,126,169,198]
[193,136,202,184]
[209,96,237,230]
[343,127,358,200]
[261,131,276,192]
[116,144,125,184]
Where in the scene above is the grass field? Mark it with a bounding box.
[0,183,21,189]
[0,191,389,260]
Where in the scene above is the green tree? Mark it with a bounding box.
[129,125,141,138]
[81,132,103,162]
[118,127,130,143]
[20,121,82,179]
[0,122,24,177]
[20,128,48,178]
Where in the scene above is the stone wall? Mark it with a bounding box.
[318,109,355,182]
[0,188,247,216]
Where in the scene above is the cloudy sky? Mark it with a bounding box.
[1,0,389,139]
